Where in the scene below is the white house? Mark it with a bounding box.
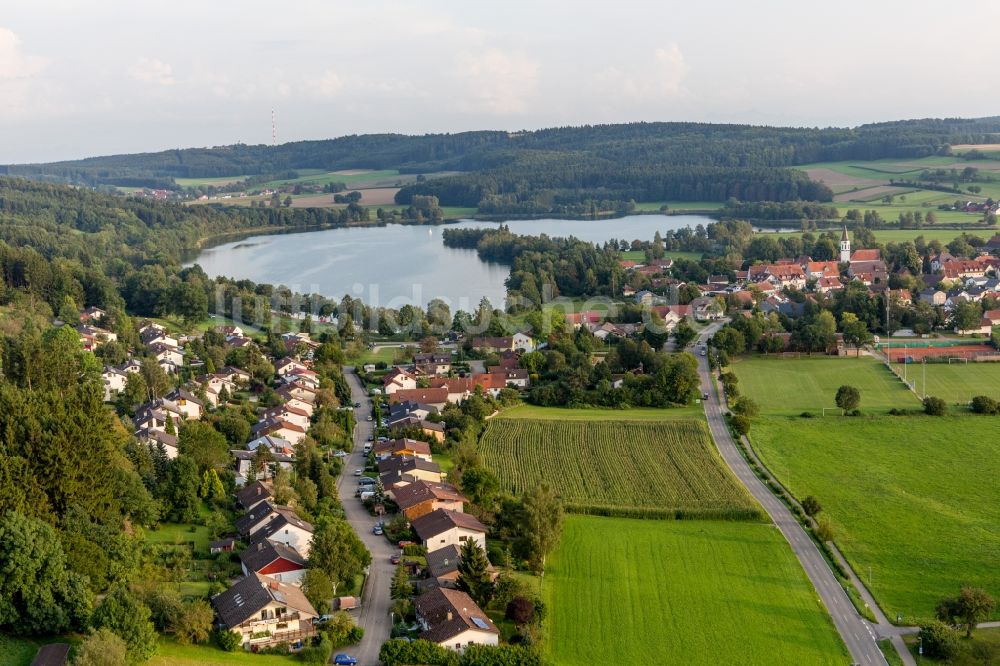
[211,573,318,648]
[411,508,487,554]
[414,587,499,653]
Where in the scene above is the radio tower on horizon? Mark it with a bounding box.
[271,109,277,146]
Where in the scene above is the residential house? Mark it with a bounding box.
[262,404,311,430]
[80,306,107,323]
[411,508,487,554]
[162,389,203,420]
[383,368,418,395]
[251,417,307,445]
[469,333,534,353]
[101,366,129,402]
[388,388,449,410]
[248,511,315,557]
[235,480,273,512]
[232,449,294,486]
[378,456,444,490]
[425,545,497,589]
[985,309,1000,326]
[239,541,307,587]
[139,324,178,348]
[275,357,309,377]
[246,434,295,456]
[137,428,178,459]
[414,352,452,376]
[211,573,318,648]
[387,400,438,425]
[77,325,117,351]
[919,289,947,306]
[414,587,499,652]
[373,438,433,462]
[149,342,184,373]
[392,480,468,521]
[389,417,446,443]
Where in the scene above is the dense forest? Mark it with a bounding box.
[7,118,1000,212]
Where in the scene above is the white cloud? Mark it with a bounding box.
[454,49,540,115]
[0,27,50,119]
[596,44,689,102]
[314,69,343,98]
[129,57,174,85]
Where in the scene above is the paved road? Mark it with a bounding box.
[336,369,396,666]
[694,324,892,666]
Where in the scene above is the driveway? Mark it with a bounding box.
[694,324,898,666]
[335,368,396,666]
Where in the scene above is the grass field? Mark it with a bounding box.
[174,175,249,188]
[769,226,998,244]
[2,634,47,666]
[544,515,849,666]
[151,638,297,665]
[912,363,1000,405]
[731,356,918,415]
[620,248,704,261]
[497,404,705,421]
[261,168,403,189]
[480,419,759,518]
[751,415,1000,621]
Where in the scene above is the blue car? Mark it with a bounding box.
[334,655,358,666]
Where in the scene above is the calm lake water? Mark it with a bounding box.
[190,214,716,308]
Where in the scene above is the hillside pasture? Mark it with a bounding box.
[751,415,1000,621]
[545,516,849,666]
[731,356,918,415]
[479,419,760,519]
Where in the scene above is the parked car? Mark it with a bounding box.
[390,553,401,565]
[334,655,358,666]
[353,469,363,476]
[353,402,361,408]
[372,524,383,535]
[702,392,709,400]
[333,450,348,458]
[398,540,415,548]
[315,614,332,625]
[366,415,373,421]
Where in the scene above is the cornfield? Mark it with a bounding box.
[480,419,762,521]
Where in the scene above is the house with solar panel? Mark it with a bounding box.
[413,587,499,652]
[211,573,318,648]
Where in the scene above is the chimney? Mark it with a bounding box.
[446,611,453,622]
[257,542,263,551]
[269,581,279,589]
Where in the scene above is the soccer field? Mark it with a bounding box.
[731,356,919,415]
[544,516,849,666]
[752,416,1000,621]
[916,363,1000,405]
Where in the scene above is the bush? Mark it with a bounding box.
[800,411,815,418]
[379,639,460,666]
[731,396,759,418]
[814,516,835,542]
[923,396,948,416]
[730,414,751,436]
[918,621,960,660]
[970,395,999,414]
[801,496,822,517]
[214,628,242,652]
[299,634,333,664]
[505,596,536,626]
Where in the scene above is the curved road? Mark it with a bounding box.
[695,324,892,666]
[336,369,395,666]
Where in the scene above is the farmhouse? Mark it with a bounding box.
[211,573,318,648]
[414,587,499,652]
[411,508,487,554]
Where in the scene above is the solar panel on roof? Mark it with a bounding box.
[272,590,286,603]
[471,617,490,630]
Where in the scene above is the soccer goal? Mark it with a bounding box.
[782,352,801,359]
[821,407,841,416]
[948,357,969,365]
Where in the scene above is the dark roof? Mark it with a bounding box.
[414,587,498,643]
[235,500,276,534]
[377,455,441,477]
[240,540,307,573]
[235,480,272,510]
[210,538,235,550]
[248,511,314,545]
[211,573,317,629]
[425,544,462,578]
[411,509,486,541]
[31,644,70,666]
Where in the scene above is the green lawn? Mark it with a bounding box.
[145,520,213,553]
[261,169,402,189]
[620,248,704,261]
[751,415,1000,622]
[151,638,298,665]
[175,175,249,188]
[903,626,1000,663]
[497,403,705,421]
[1,634,47,666]
[544,516,849,666]
[918,363,1000,405]
[731,356,918,415]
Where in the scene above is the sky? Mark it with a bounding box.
[2,0,1000,163]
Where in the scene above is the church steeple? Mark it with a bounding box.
[840,226,851,263]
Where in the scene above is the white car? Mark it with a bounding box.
[332,450,349,458]
[353,468,363,476]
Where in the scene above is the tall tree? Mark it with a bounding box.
[456,540,494,607]
[91,585,158,664]
[520,483,564,575]
[308,519,372,595]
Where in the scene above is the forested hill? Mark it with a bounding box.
[8,117,1000,185]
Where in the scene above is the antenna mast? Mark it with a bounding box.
[271,109,277,146]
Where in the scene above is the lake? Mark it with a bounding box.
[190,214,716,308]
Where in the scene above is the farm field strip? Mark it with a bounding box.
[751,415,1000,620]
[544,516,850,666]
[480,419,760,518]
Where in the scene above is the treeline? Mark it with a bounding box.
[720,199,839,220]
[396,164,834,209]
